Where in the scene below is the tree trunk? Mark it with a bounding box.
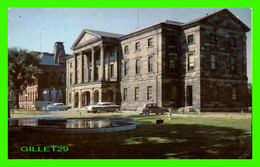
[14,91,20,109]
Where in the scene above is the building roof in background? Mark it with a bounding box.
[38,52,65,66]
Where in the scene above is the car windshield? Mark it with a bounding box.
[88,103,98,106]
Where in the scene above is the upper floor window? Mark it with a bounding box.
[232,88,237,100]
[211,55,216,70]
[61,73,65,84]
[230,38,237,47]
[136,59,140,74]
[69,73,73,85]
[188,35,194,45]
[124,45,129,53]
[70,62,72,68]
[135,42,140,50]
[110,64,114,78]
[124,62,128,76]
[50,71,55,84]
[210,34,216,43]
[148,38,153,47]
[188,54,194,71]
[148,56,153,72]
[231,57,236,72]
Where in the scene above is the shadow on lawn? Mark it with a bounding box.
[8,118,251,159]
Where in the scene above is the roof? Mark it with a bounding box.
[38,52,64,66]
[71,29,124,50]
[84,29,124,38]
[182,8,250,31]
[119,20,183,40]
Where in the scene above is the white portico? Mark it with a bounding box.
[66,29,123,108]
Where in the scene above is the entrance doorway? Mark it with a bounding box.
[186,86,193,106]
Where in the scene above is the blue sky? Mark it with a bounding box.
[8,8,252,82]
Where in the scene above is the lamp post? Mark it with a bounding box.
[43,90,47,112]
[25,93,28,111]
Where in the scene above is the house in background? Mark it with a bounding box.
[19,42,69,109]
[66,9,250,112]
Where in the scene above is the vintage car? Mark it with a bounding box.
[136,103,168,115]
[46,103,72,111]
[81,102,120,113]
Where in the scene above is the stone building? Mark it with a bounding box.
[66,9,250,112]
[19,42,68,109]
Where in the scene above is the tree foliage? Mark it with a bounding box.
[8,48,43,108]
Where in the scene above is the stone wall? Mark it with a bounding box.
[120,27,163,110]
[199,25,248,111]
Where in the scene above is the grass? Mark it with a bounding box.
[8,114,252,159]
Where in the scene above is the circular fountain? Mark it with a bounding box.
[8,117,137,133]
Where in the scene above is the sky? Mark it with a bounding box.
[8,8,252,82]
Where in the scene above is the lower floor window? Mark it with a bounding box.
[147,86,152,100]
[135,87,139,100]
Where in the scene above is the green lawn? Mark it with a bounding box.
[8,114,252,159]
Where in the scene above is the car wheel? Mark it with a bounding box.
[145,111,150,115]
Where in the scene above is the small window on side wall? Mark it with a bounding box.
[148,38,153,47]
[188,54,194,71]
[188,35,194,45]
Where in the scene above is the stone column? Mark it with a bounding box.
[114,46,118,80]
[90,89,94,103]
[79,90,82,108]
[91,47,95,82]
[107,48,111,81]
[74,54,77,84]
[85,54,89,82]
[81,52,84,84]
[100,44,105,81]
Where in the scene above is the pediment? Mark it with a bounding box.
[71,30,101,50]
[202,9,250,32]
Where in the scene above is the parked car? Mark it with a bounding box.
[46,103,72,111]
[137,103,168,115]
[82,102,120,113]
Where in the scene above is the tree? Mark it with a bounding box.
[8,48,43,109]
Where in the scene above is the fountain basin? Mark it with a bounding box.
[8,117,137,133]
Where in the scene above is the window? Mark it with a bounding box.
[232,88,237,100]
[124,62,128,76]
[135,42,140,50]
[148,56,153,72]
[110,64,114,78]
[188,35,194,44]
[231,57,236,72]
[135,87,139,100]
[171,86,176,100]
[148,38,153,47]
[89,69,92,81]
[123,88,127,101]
[186,86,193,106]
[124,45,129,53]
[188,54,194,71]
[70,62,72,68]
[50,71,55,84]
[210,34,216,43]
[69,73,73,85]
[211,55,216,70]
[136,59,140,74]
[61,73,65,84]
[230,38,237,47]
[147,86,152,100]
[69,93,71,103]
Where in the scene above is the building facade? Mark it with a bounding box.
[19,42,69,109]
[66,9,250,112]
